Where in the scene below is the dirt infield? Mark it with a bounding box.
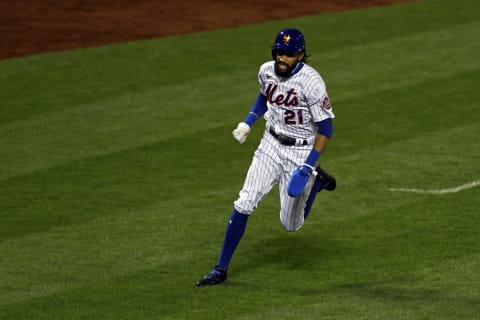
[0,0,416,60]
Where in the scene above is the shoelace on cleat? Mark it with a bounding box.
[205,270,223,279]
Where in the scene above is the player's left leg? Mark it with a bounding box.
[278,170,315,231]
[304,166,336,219]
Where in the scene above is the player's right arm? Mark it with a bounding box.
[232,93,268,144]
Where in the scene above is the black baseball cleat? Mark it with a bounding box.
[315,166,336,191]
[196,265,227,287]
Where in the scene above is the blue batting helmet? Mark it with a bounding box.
[271,28,306,60]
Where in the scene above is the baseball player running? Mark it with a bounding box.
[196,28,336,286]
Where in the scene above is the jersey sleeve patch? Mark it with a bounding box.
[322,94,332,110]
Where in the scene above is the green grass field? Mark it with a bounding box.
[1,0,479,319]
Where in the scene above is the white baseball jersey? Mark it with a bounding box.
[234,61,335,231]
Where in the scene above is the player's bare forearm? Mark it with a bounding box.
[313,133,330,153]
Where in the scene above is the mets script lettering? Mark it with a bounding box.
[266,84,298,107]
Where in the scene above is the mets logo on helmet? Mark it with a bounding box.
[283,34,291,44]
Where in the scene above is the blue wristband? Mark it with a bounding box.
[305,149,320,167]
[245,113,258,126]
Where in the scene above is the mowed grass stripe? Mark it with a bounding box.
[2,90,477,242]
[1,19,478,182]
[317,20,480,97]
[2,160,478,292]
[0,74,248,181]
[0,200,216,306]
[1,115,478,314]
[0,124,251,240]
[2,180,478,318]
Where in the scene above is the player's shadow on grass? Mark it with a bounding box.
[232,231,346,278]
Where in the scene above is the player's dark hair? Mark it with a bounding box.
[301,50,308,63]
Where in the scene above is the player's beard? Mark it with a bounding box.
[274,61,297,77]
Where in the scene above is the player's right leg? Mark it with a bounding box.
[196,140,280,286]
[196,208,248,286]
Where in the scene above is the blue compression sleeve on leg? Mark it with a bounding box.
[304,178,324,219]
[244,93,268,126]
[217,209,249,270]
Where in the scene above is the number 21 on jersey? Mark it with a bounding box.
[284,110,304,125]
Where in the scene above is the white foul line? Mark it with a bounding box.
[389,180,480,195]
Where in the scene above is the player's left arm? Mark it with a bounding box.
[312,118,333,153]
[303,118,333,169]
[304,88,334,165]
[287,118,333,197]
